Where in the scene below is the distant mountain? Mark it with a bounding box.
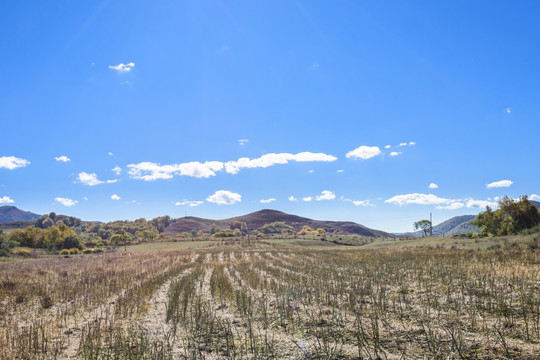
[164,209,393,237]
[0,206,40,223]
[407,215,478,237]
[532,200,540,210]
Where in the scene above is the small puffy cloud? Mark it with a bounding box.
[83,197,88,201]
[302,197,312,202]
[409,142,416,146]
[353,200,375,207]
[436,202,464,210]
[288,196,298,202]
[175,200,204,207]
[109,62,135,72]
[506,108,511,114]
[398,142,408,147]
[384,145,391,149]
[78,172,104,186]
[78,172,117,186]
[112,166,122,175]
[308,169,314,173]
[530,194,540,201]
[385,193,453,206]
[346,146,381,160]
[390,152,401,156]
[55,197,78,207]
[238,139,248,146]
[108,152,114,156]
[111,194,121,200]
[0,156,30,170]
[224,152,337,174]
[486,180,513,188]
[0,196,14,204]
[206,190,241,205]
[260,198,276,204]
[429,183,439,189]
[337,169,344,173]
[55,155,70,162]
[316,190,335,201]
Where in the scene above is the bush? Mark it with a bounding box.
[0,231,14,257]
[83,248,94,254]
[68,248,80,255]
[59,249,70,255]
[62,235,81,250]
[94,247,105,253]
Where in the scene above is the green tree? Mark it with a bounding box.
[110,231,132,251]
[0,230,14,257]
[62,235,81,250]
[414,219,432,237]
[136,229,158,242]
[474,196,540,236]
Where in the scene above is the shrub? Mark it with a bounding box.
[59,249,70,255]
[0,231,14,257]
[62,235,81,250]
[94,247,105,253]
[83,248,94,254]
[68,248,80,255]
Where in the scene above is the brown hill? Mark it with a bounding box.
[164,209,393,237]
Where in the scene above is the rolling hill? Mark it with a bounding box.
[0,206,40,223]
[164,209,393,237]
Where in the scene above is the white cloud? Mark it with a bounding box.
[386,192,498,210]
[429,183,439,189]
[78,172,104,186]
[352,200,375,207]
[530,194,540,201]
[466,199,498,209]
[436,202,464,210]
[316,190,335,201]
[128,152,337,181]
[385,193,453,206]
[175,200,204,207]
[112,166,122,175]
[337,169,344,173]
[0,156,30,170]
[55,197,78,207]
[206,190,241,205]
[390,152,401,156]
[0,196,14,204]
[260,198,276,204]
[55,155,70,162]
[109,62,135,72]
[308,169,314,173]
[224,152,337,174]
[398,142,408,147]
[108,152,114,156]
[346,146,381,160]
[506,108,511,114]
[409,142,416,146]
[288,196,298,202]
[238,139,248,146]
[486,180,513,188]
[83,197,88,201]
[302,197,312,202]
[384,145,391,149]
[77,172,117,186]
[111,194,121,200]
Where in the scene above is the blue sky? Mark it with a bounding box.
[1,1,539,232]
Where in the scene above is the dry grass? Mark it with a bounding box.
[1,242,539,359]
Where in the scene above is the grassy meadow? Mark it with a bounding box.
[0,234,539,359]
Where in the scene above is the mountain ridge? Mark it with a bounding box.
[0,206,41,223]
[164,209,393,237]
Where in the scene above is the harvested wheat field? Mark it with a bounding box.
[1,245,539,359]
